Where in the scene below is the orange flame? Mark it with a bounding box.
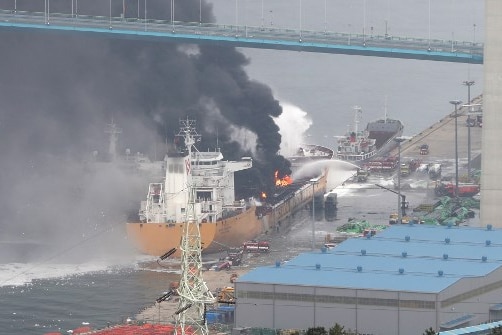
[261,192,267,199]
[274,170,293,187]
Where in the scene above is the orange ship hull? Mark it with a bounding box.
[126,206,263,257]
[127,170,328,257]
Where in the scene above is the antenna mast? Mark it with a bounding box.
[352,106,362,134]
[105,119,122,161]
[174,118,215,335]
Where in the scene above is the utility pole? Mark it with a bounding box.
[449,100,463,198]
[463,80,475,178]
[310,177,320,249]
[394,137,406,223]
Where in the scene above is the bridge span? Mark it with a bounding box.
[0,9,483,64]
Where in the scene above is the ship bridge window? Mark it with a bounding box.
[197,191,212,200]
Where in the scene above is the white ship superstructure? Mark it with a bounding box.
[139,121,252,225]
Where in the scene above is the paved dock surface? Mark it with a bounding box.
[392,95,483,172]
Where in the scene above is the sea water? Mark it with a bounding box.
[0,261,181,334]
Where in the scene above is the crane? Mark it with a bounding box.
[375,184,408,219]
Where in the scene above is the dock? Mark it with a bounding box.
[391,95,483,170]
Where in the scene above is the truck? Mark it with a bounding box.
[364,157,398,173]
[227,248,244,266]
[400,163,410,177]
[428,163,442,180]
[217,287,235,304]
[419,144,429,155]
[242,240,270,253]
[324,191,338,210]
[354,169,369,182]
[434,183,480,197]
[389,213,410,224]
[466,114,483,127]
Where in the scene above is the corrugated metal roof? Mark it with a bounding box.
[439,320,502,335]
[238,225,502,293]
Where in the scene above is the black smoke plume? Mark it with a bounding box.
[0,0,291,261]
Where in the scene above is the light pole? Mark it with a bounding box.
[450,100,462,198]
[235,0,238,28]
[348,23,352,45]
[109,0,112,29]
[324,0,327,33]
[428,0,431,50]
[310,177,320,250]
[394,137,406,223]
[363,0,367,45]
[463,80,475,178]
[299,0,302,42]
[171,0,174,32]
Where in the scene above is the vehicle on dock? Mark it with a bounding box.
[364,156,398,173]
[324,191,338,210]
[217,287,236,304]
[428,163,442,180]
[399,159,421,176]
[389,212,410,225]
[348,168,370,182]
[227,248,244,266]
[242,240,270,253]
[420,144,429,155]
[400,163,410,176]
[213,261,232,271]
[435,183,480,197]
[323,243,337,249]
[466,114,483,127]
[417,163,430,174]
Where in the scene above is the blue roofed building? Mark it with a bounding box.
[233,224,502,335]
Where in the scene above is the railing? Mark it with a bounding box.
[0,9,484,63]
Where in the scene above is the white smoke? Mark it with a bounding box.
[274,101,313,157]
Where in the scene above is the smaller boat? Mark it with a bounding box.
[287,144,334,167]
[336,106,377,162]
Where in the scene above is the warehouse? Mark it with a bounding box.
[234,225,502,335]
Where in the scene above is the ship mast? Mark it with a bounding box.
[104,119,122,161]
[174,118,215,335]
[384,96,388,123]
[353,106,362,134]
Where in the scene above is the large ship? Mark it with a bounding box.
[126,119,327,257]
[366,115,404,156]
[336,106,403,164]
[336,106,378,162]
